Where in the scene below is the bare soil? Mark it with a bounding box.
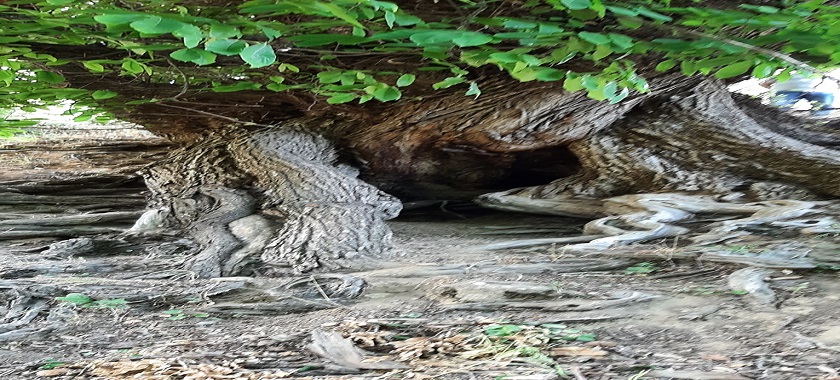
[1,205,839,380]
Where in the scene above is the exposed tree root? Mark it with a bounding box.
[478,192,833,252]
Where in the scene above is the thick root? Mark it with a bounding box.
[478,192,833,250]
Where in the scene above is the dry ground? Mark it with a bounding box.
[1,208,839,380]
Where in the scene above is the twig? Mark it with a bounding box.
[154,103,275,129]
[309,275,333,303]
[166,59,189,100]
[570,367,588,380]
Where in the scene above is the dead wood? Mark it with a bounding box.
[0,211,143,227]
[644,369,750,380]
[357,259,635,279]
[0,193,144,205]
[444,291,659,311]
[0,227,126,240]
[306,329,407,370]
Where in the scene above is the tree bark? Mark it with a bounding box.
[137,125,401,276]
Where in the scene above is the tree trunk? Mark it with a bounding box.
[70,76,840,276]
[135,124,401,277]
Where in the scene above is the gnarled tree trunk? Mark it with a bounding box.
[90,77,840,276]
[131,124,401,276]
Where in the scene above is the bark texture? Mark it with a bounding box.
[138,124,401,276]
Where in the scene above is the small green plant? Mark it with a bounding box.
[55,293,127,309]
[730,290,749,296]
[484,324,523,337]
[541,323,597,342]
[625,262,658,275]
[791,282,810,294]
[38,359,67,370]
[161,309,210,320]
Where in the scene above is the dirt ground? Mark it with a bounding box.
[1,127,839,380]
[1,205,839,380]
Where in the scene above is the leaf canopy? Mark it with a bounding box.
[1,0,840,134]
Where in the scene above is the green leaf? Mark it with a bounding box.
[326,93,358,104]
[655,59,677,72]
[314,2,365,29]
[170,48,217,65]
[82,61,105,73]
[47,0,74,4]
[393,13,422,26]
[88,298,127,308]
[239,43,276,68]
[606,6,639,17]
[609,87,630,104]
[484,324,522,337]
[173,24,203,48]
[410,30,457,45]
[451,32,493,47]
[317,71,344,84]
[210,24,241,39]
[592,44,613,60]
[212,82,262,92]
[266,83,291,92]
[91,90,118,100]
[410,30,494,47]
[636,7,673,22]
[739,4,780,14]
[55,293,93,306]
[752,63,775,78]
[680,60,696,76]
[714,60,753,79]
[396,74,416,87]
[563,75,584,91]
[373,86,401,101]
[608,33,634,50]
[129,16,185,34]
[561,0,592,11]
[93,14,146,27]
[465,81,481,98]
[578,31,610,45]
[205,39,247,56]
[35,70,64,83]
[278,63,299,73]
[258,26,283,40]
[533,67,566,81]
[384,11,396,28]
[432,76,465,89]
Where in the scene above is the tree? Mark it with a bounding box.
[2,0,840,276]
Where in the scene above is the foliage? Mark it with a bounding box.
[38,359,68,370]
[2,0,840,131]
[55,293,127,309]
[625,262,659,275]
[161,309,211,320]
